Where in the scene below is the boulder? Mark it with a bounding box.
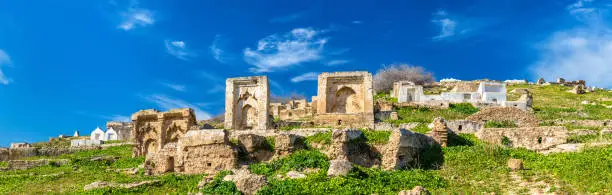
[507,158,524,171]
[237,134,273,162]
[327,159,353,177]
[274,134,306,157]
[398,186,430,195]
[223,170,267,195]
[381,129,438,170]
[286,171,306,179]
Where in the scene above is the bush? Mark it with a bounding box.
[306,131,332,146]
[373,64,435,93]
[449,103,479,115]
[249,150,329,176]
[201,171,240,195]
[363,130,392,144]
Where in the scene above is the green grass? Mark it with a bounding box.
[484,120,518,128]
[507,84,612,120]
[306,131,332,146]
[200,170,240,195]
[374,92,398,103]
[265,136,276,150]
[0,162,7,168]
[258,167,447,195]
[363,130,392,144]
[391,103,479,124]
[568,134,612,143]
[249,150,329,177]
[411,123,432,134]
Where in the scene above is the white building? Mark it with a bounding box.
[90,127,105,141]
[392,81,513,107]
[105,127,118,141]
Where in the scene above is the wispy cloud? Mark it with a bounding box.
[431,10,458,40]
[531,0,612,88]
[0,49,12,85]
[352,21,363,24]
[291,72,319,83]
[164,40,195,61]
[210,35,228,63]
[206,85,225,94]
[269,79,285,95]
[118,8,154,31]
[105,114,131,122]
[144,94,212,120]
[325,59,350,66]
[270,12,305,23]
[160,82,186,92]
[244,28,328,72]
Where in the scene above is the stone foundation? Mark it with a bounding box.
[476,126,568,151]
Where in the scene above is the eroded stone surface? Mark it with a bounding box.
[313,71,374,129]
[427,117,449,147]
[176,130,238,175]
[467,107,539,127]
[381,129,438,170]
[327,159,353,177]
[476,126,568,151]
[225,76,270,130]
[274,133,306,157]
[398,186,430,195]
[131,108,197,157]
[507,158,524,171]
[223,169,267,195]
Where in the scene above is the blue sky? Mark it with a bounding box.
[0,0,611,146]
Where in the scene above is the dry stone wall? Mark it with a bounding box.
[466,107,538,127]
[107,121,133,141]
[176,130,238,175]
[476,126,568,151]
[131,108,196,157]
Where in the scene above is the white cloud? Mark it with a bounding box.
[326,59,350,66]
[432,10,458,40]
[165,40,195,61]
[118,8,154,31]
[243,28,328,72]
[531,1,612,88]
[290,72,319,83]
[210,35,228,63]
[0,49,12,85]
[144,94,212,120]
[160,82,186,92]
[106,114,130,122]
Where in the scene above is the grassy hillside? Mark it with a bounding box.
[1,136,609,194]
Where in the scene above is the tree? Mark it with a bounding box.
[373,64,435,93]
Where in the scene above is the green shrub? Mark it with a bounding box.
[484,121,518,128]
[411,123,431,134]
[201,171,240,195]
[306,131,332,145]
[249,150,329,176]
[257,166,447,194]
[449,103,479,115]
[363,130,392,144]
[374,92,398,103]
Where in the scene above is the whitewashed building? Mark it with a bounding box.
[90,127,105,141]
[105,127,118,141]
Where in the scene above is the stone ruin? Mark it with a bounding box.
[427,118,449,147]
[466,107,539,127]
[106,121,133,141]
[313,71,375,128]
[275,99,314,121]
[174,130,238,175]
[325,128,442,174]
[10,142,32,149]
[476,126,569,151]
[225,76,270,130]
[131,108,197,157]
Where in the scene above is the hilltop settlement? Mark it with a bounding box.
[1,70,611,194]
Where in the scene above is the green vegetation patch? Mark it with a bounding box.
[200,170,240,195]
[391,103,479,124]
[306,131,332,146]
[249,150,329,177]
[484,120,518,128]
[363,130,392,144]
[0,162,7,168]
[258,166,447,195]
[374,92,398,103]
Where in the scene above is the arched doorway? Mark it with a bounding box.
[332,87,359,113]
[241,105,258,129]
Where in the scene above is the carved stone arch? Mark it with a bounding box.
[144,138,158,155]
[241,104,258,129]
[331,86,358,113]
[165,122,183,144]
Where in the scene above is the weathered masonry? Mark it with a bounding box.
[313,71,375,128]
[225,76,270,130]
[131,108,197,157]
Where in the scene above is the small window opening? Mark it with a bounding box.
[337,120,342,125]
[537,137,543,144]
[458,125,463,131]
[207,162,212,167]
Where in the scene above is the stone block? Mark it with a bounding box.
[476,126,568,151]
[225,76,270,130]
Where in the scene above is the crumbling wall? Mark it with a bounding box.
[466,107,538,127]
[327,129,380,168]
[237,134,273,162]
[107,121,133,141]
[446,120,483,134]
[131,108,196,157]
[7,159,69,170]
[10,143,32,149]
[0,148,8,161]
[427,118,449,147]
[476,126,568,151]
[274,133,306,157]
[381,129,440,170]
[314,72,374,129]
[225,76,270,130]
[176,130,238,175]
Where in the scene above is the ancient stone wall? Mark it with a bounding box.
[7,159,69,170]
[446,120,483,134]
[381,129,439,170]
[225,76,270,130]
[8,148,38,160]
[476,126,568,151]
[0,148,8,161]
[274,133,306,157]
[10,143,32,149]
[550,119,611,127]
[131,108,197,157]
[466,107,538,127]
[314,72,374,128]
[176,130,238,175]
[107,121,133,141]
